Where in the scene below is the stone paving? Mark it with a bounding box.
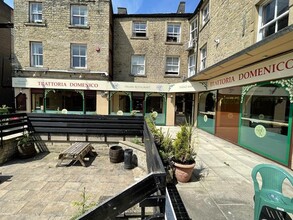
[159,127,293,220]
[0,145,147,220]
[0,128,292,220]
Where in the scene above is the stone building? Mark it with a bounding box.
[11,0,293,168]
[12,0,113,114]
[112,3,198,126]
[0,1,14,109]
[188,0,293,169]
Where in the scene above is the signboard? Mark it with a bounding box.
[208,53,293,90]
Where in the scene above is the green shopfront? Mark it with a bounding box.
[197,52,293,168]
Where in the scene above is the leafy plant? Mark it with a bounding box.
[172,123,198,164]
[71,187,96,220]
[131,136,143,146]
[17,133,33,147]
[158,129,173,162]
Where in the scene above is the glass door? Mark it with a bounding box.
[215,87,241,143]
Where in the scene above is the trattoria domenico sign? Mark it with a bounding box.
[208,53,293,90]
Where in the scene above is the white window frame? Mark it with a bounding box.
[188,54,196,77]
[71,5,88,26]
[31,42,43,67]
[132,22,147,37]
[71,44,87,68]
[190,18,198,42]
[165,56,180,75]
[200,45,207,71]
[202,3,209,26]
[166,23,181,43]
[257,0,289,41]
[131,55,145,75]
[30,2,42,23]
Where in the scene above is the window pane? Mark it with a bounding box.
[263,1,275,24]
[277,14,288,31]
[277,0,289,16]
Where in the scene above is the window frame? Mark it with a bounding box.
[71,5,88,26]
[166,23,181,43]
[200,45,207,71]
[30,42,43,67]
[165,56,180,75]
[132,21,147,37]
[131,55,146,76]
[190,18,198,42]
[71,44,87,69]
[188,54,196,77]
[30,2,43,23]
[202,2,209,26]
[257,0,289,41]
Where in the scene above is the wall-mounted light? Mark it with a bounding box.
[79,74,83,78]
[101,91,108,97]
[170,95,173,98]
[214,39,220,44]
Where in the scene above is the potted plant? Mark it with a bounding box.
[172,123,198,183]
[0,105,10,115]
[17,133,37,158]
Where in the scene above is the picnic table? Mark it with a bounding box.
[57,142,95,167]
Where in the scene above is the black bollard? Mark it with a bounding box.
[124,149,133,169]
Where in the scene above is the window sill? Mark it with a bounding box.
[68,25,90,29]
[164,74,180,78]
[130,36,149,40]
[165,42,183,46]
[24,22,46,27]
[129,74,146,77]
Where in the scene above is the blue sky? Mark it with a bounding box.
[4,0,199,14]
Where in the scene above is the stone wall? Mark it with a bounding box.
[113,16,191,83]
[13,0,112,77]
[0,139,18,165]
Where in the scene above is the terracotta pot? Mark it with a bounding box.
[174,162,195,183]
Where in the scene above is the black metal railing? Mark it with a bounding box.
[0,113,28,146]
[27,113,144,142]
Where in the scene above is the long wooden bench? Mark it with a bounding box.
[57,142,95,167]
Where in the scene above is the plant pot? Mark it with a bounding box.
[109,145,124,163]
[17,143,37,159]
[174,162,195,183]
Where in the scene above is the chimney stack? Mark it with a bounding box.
[177,2,185,14]
[118,7,127,15]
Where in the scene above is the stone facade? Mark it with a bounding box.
[195,0,293,72]
[0,1,14,107]
[13,0,112,80]
[113,15,191,84]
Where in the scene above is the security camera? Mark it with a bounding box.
[214,39,220,44]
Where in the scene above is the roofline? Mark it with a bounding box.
[114,13,193,18]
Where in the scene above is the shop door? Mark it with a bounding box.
[216,91,241,143]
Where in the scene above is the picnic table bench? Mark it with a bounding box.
[57,142,95,167]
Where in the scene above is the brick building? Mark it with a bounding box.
[0,1,14,109]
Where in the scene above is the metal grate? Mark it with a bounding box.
[166,183,191,220]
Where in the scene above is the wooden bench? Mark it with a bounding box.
[57,142,95,167]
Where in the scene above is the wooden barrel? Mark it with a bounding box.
[109,145,124,163]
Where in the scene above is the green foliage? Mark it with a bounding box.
[159,130,173,162]
[71,187,96,220]
[131,136,143,146]
[17,133,33,147]
[172,123,197,164]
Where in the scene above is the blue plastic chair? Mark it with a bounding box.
[251,164,293,220]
